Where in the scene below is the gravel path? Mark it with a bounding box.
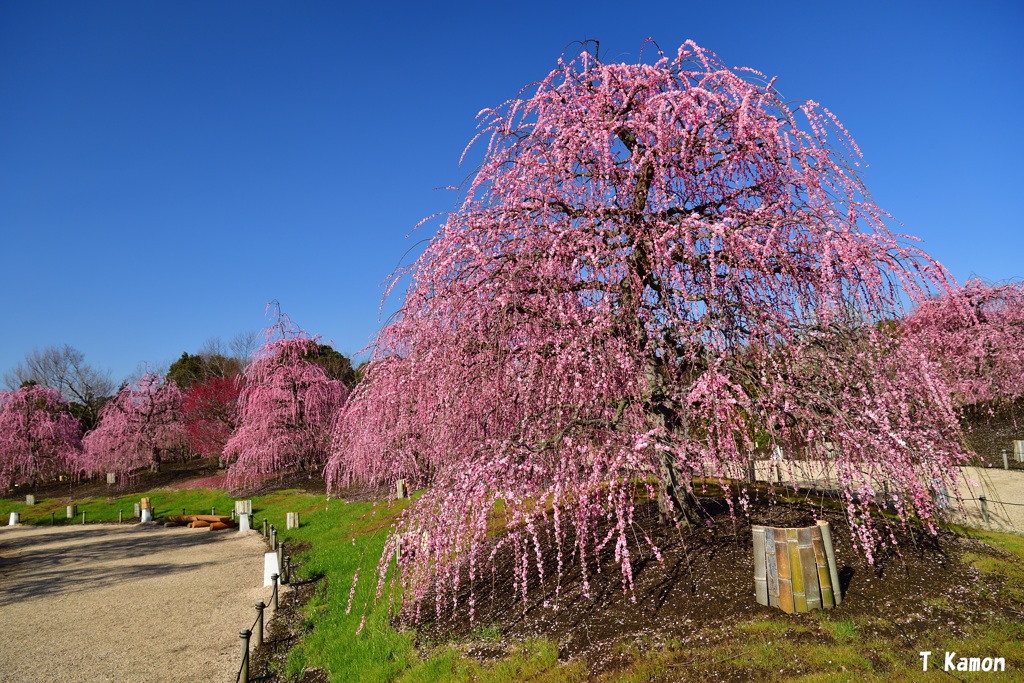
[0,524,275,683]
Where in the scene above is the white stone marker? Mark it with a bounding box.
[8,512,20,525]
[25,495,34,505]
[140,508,153,523]
[263,552,281,587]
[238,513,251,532]
[235,500,253,515]
[286,512,300,529]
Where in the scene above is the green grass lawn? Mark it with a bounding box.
[3,489,1023,682]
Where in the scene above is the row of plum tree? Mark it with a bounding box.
[0,315,357,491]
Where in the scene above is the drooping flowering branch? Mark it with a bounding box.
[903,279,1024,410]
[0,385,83,488]
[327,41,969,623]
[223,321,347,490]
[81,374,186,479]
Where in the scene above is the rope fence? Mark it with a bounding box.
[235,515,287,683]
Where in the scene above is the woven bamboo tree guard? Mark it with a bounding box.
[752,520,842,613]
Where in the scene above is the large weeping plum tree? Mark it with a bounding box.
[223,316,347,490]
[327,41,970,621]
[81,374,186,479]
[903,279,1024,410]
[0,385,83,488]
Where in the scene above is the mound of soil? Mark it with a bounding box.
[415,496,1020,673]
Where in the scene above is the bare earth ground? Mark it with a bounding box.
[0,523,275,683]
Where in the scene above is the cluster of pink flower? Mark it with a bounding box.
[0,312,348,489]
[323,41,1005,624]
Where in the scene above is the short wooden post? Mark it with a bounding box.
[118,509,123,524]
[980,495,989,522]
[81,511,86,525]
[1002,449,1010,470]
[277,542,284,579]
[284,556,291,584]
[262,518,268,538]
[239,629,251,683]
[271,573,279,610]
[254,601,265,647]
[271,526,277,551]
[747,459,757,484]
[51,511,55,525]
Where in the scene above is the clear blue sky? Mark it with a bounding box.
[2,1,1022,384]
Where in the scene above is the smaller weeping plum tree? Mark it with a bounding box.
[327,40,971,624]
[81,374,186,479]
[904,279,1024,410]
[182,374,243,459]
[223,324,347,490]
[0,385,83,488]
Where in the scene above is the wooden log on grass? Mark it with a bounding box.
[209,521,236,531]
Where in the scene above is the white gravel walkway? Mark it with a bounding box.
[0,524,274,683]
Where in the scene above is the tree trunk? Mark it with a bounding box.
[658,451,700,526]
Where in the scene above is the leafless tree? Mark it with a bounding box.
[3,345,114,428]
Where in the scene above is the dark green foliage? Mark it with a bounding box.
[167,352,243,389]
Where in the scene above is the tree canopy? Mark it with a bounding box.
[3,345,113,430]
[182,374,243,459]
[327,41,969,621]
[903,279,1024,410]
[0,385,83,488]
[223,323,347,490]
[81,374,186,478]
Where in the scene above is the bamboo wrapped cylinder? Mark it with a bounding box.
[754,520,839,613]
